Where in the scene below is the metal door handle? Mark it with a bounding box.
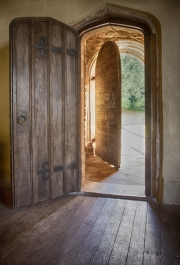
[17,111,27,125]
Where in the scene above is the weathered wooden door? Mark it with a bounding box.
[95,41,121,168]
[10,18,80,207]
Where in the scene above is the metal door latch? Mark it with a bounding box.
[17,111,27,125]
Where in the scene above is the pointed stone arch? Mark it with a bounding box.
[73,3,162,201]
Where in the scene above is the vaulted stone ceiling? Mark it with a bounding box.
[83,25,144,67]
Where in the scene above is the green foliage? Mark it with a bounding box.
[121,54,145,111]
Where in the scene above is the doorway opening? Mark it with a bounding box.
[81,25,145,197]
[74,3,162,201]
[121,54,145,195]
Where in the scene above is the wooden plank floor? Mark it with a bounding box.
[0,195,180,265]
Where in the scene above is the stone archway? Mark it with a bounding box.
[73,3,162,200]
[81,25,144,145]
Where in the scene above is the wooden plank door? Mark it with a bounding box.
[10,18,80,207]
[95,41,121,168]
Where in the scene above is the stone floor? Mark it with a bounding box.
[82,155,145,197]
[82,121,145,198]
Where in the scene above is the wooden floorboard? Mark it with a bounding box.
[0,204,16,225]
[90,200,126,265]
[160,204,180,265]
[108,200,138,265]
[0,195,76,260]
[143,201,162,265]
[73,198,117,265]
[126,201,147,265]
[0,195,180,265]
[36,196,101,265]
[1,196,85,264]
[55,197,107,265]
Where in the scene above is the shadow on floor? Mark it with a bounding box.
[0,187,12,208]
[1,195,180,265]
[83,154,145,197]
[85,155,118,182]
[83,119,146,197]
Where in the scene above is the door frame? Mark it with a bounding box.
[73,3,162,200]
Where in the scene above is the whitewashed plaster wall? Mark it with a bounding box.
[0,0,180,204]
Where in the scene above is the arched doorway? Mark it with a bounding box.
[73,3,162,200]
[82,26,145,197]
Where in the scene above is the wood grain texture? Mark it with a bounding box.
[50,22,63,198]
[160,204,180,265]
[126,201,147,265]
[143,201,161,265]
[56,197,107,265]
[0,196,84,264]
[10,18,80,207]
[73,198,117,265]
[108,200,138,265]
[12,21,31,207]
[0,196,75,259]
[37,197,103,265]
[0,196,180,265]
[33,20,49,203]
[64,29,79,193]
[90,199,126,265]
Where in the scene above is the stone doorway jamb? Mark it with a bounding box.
[72,3,162,201]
